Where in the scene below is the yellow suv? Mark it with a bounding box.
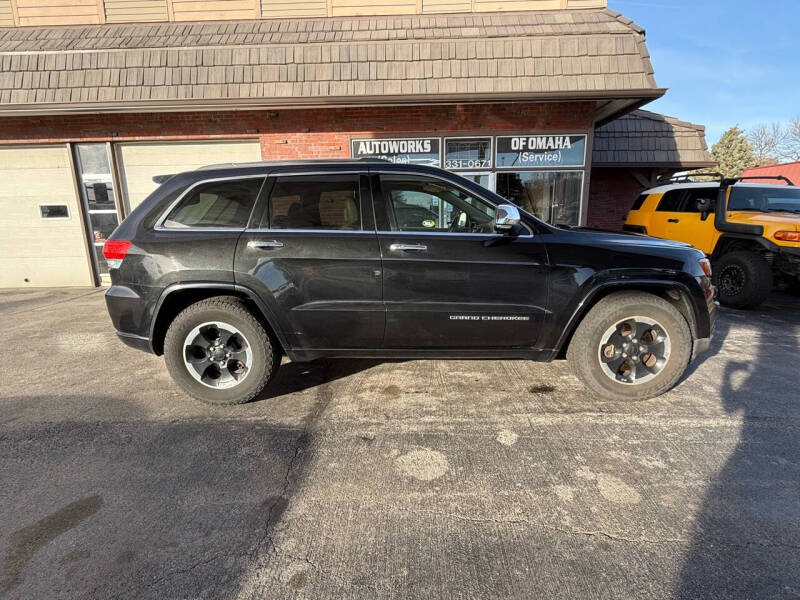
[624,175,800,308]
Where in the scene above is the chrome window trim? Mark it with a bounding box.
[245,228,375,235]
[154,174,266,232]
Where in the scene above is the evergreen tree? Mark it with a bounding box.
[712,126,757,177]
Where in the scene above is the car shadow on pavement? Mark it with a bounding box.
[0,390,333,599]
[675,303,800,598]
[681,310,731,381]
[254,358,407,402]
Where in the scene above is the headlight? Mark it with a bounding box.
[774,231,800,242]
[698,258,712,277]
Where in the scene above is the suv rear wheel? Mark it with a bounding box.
[712,250,773,309]
[164,296,279,405]
[567,292,692,401]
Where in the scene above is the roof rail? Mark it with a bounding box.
[195,157,391,171]
[656,172,724,184]
[737,175,795,186]
[656,172,795,186]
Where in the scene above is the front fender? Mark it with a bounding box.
[545,271,711,356]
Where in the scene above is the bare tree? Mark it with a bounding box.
[748,122,787,165]
[786,117,800,161]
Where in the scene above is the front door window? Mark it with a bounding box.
[381,176,495,234]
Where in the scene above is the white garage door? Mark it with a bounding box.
[116,140,263,211]
[0,145,93,287]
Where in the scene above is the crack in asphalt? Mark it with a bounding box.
[247,362,338,571]
[101,550,241,600]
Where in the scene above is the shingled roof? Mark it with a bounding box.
[593,109,715,168]
[0,8,662,115]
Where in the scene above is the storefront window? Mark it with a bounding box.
[74,143,121,279]
[351,138,440,166]
[496,171,584,227]
[495,135,586,169]
[444,137,492,170]
[459,173,492,191]
[349,134,587,226]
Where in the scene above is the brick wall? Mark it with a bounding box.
[0,102,595,153]
[586,167,643,230]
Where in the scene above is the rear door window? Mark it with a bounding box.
[656,190,684,212]
[682,188,717,213]
[656,188,717,213]
[265,175,362,230]
[163,178,263,228]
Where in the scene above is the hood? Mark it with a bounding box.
[565,228,695,250]
[728,211,800,231]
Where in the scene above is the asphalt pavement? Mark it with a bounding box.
[1,287,799,599]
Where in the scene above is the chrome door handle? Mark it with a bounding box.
[389,243,428,252]
[667,218,680,223]
[247,240,284,250]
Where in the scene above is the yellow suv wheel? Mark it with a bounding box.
[713,251,773,309]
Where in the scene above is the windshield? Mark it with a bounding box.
[728,186,800,213]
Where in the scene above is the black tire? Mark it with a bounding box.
[712,250,773,309]
[566,292,692,401]
[163,296,279,405]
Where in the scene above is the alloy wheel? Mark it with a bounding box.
[718,264,746,298]
[182,321,253,389]
[597,316,671,385]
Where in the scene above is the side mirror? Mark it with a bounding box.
[696,197,713,221]
[494,204,521,233]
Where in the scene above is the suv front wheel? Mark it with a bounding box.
[567,292,692,401]
[712,250,772,309]
[164,296,280,405]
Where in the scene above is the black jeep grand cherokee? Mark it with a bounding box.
[104,159,717,405]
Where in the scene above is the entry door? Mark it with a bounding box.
[73,143,124,284]
[374,173,548,349]
[235,172,384,351]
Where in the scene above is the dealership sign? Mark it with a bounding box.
[351,137,440,166]
[495,135,586,168]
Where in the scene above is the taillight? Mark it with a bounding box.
[699,258,712,277]
[774,230,800,242]
[102,240,131,269]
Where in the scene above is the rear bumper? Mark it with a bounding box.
[106,284,157,354]
[117,331,153,353]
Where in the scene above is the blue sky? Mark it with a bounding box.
[609,0,800,146]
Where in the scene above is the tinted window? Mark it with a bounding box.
[267,175,361,230]
[729,186,800,212]
[683,188,717,213]
[381,175,495,233]
[656,190,684,212]
[630,194,648,211]
[40,205,70,219]
[164,179,263,228]
[657,188,717,213]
